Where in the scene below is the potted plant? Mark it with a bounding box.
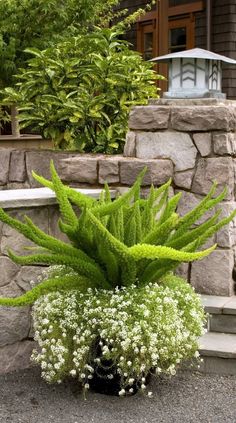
[0,163,234,396]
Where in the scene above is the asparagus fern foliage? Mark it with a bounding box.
[0,162,235,307]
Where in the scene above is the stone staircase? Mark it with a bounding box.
[199,295,236,375]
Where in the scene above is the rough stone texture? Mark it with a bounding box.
[1,208,49,256]
[26,151,73,187]
[0,341,35,374]
[124,131,136,157]
[9,151,26,182]
[14,266,45,292]
[215,202,236,248]
[177,190,215,225]
[0,257,19,287]
[58,156,98,184]
[48,206,69,243]
[7,182,30,190]
[0,282,31,347]
[175,263,189,280]
[120,159,173,186]
[193,133,212,157]
[0,150,11,184]
[191,250,235,296]
[98,159,119,184]
[174,169,195,190]
[171,106,236,132]
[213,133,236,155]
[136,132,197,171]
[128,106,170,130]
[192,157,234,200]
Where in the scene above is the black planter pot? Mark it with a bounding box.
[89,338,151,396]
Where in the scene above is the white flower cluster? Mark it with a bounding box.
[31,271,205,396]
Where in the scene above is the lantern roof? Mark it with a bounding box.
[151,48,236,65]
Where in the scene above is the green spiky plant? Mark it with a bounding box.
[0,162,235,308]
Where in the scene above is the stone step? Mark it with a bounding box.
[198,332,236,375]
[201,294,236,315]
[208,314,236,334]
[201,295,236,334]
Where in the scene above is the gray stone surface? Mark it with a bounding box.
[215,202,236,248]
[120,159,173,186]
[124,131,136,157]
[199,356,236,376]
[98,159,119,184]
[213,132,236,155]
[177,191,215,225]
[201,294,232,314]
[58,156,98,184]
[199,332,236,358]
[174,169,195,190]
[9,151,26,182]
[209,314,236,334]
[223,296,236,315]
[1,208,49,256]
[128,105,170,130]
[192,157,234,200]
[0,341,35,374]
[175,262,189,279]
[171,106,236,132]
[0,257,19,287]
[0,150,11,184]
[48,206,69,243]
[136,131,197,171]
[193,133,212,157]
[14,266,45,292]
[191,250,235,296]
[0,282,31,347]
[26,151,76,187]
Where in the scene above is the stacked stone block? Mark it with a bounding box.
[125,98,236,297]
[0,204,62,374]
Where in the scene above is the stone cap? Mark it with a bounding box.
[0,187,117,209]
[148,98,236,106]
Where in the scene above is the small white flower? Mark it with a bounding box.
[147,391,153,398]
[70,370,77,377]
[84,383,90,390]
[118,389,126,396]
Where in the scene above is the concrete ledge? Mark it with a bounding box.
[201,295,236,315]
[199,332,236,359]
[0,187,117,209]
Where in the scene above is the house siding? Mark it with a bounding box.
[118,0,236,99]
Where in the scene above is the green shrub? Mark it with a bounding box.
[4,28,161,153]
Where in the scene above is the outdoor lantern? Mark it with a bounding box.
[151,48,236,99]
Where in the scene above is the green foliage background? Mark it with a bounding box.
[4,28,160,152]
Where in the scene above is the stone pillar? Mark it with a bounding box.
[125,98,236,296]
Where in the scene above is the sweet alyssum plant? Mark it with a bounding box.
[0,163,235,395]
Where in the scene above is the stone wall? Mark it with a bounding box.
[0,203,62,374]
[0,150,174,190]
[125,98,236,298]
